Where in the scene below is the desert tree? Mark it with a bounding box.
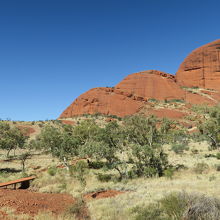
[0,122,27,158]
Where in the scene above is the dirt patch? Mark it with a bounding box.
[147,108,187,119]
[84,190,124,200]
[0,189,74,216]
[60,120,75,125]
[17,126,36,136]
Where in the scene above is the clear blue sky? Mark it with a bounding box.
[0,0,219,121]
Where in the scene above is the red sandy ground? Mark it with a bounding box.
[84,190,124,200]
[0,189,124,219]
[0,189,74,217]
[17,126,36,136]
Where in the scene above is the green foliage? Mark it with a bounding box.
[165,99,185,103]
[164,168,175,179]
[96,173,112,182]
[0,122,27,157]
[171,143,189,154]
[132,192,220,220]
[215,164,220,172]
[198,105,220,149]
[34,115,186,180]
[159,192,188,219]
[131,203,167,220]
[216,153,220,160]
[19,152,30,172]
[66,196,88,219]
[88,161,105,169]
[148,98,158,102]
[124,116,170,177]
[35,124,80,162]
[69,161,89,186]
[47,166,57,176]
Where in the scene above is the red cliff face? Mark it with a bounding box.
[176,39,220,90]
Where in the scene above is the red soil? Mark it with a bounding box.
[84,190,124,200]
[0,189,74,217]
[17,126,36,137]
[147,108,187,119]
[60,120,75,125]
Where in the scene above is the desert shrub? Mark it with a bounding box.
[191,149,199,154]
[131,203,166,220]
[132,192,220,220]
[67,196,89,219]
[166,99,185,103]
[88,161,105,169]
[47,166,57,176]
[204,153,216,158]
[148,98,158,102]
[209,175,216,181]
[164,168,175,179]
[160,192,188,219]
[183,194,220,220]
[198,105,220,149]
[171,143,189,154]
[194,162,209,174]
[96,173,112,182]
[216,153,220,160]
[69,161,89,186]
[215,164,220,171]
[173,164,188,171]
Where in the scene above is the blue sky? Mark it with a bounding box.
[0,0,219,121]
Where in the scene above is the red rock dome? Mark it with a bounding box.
[60,87,144,118]
[115,70,185,100]
[176,39,220,90]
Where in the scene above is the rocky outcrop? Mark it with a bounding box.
[115,70,185,101]
[60,87,144,118]
[60,40,220,119]
[176,39,220,90]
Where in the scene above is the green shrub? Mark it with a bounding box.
[131,203,166,220]
[148,98,158,102]
[194,162,209,174]
[88,161,105,169]
[166,99,185,103]
[171,144,189,154]
[96,173,112,182]
[164,168,175,179]
[215,164,220,171]
[160,192,188,219]
[66,196,89,219]
[216,153,220,160]
[131,192,220,220]
[204,154,216,158]
[69,161,89,186]
[191,149,199,154]
[47,166,57,176]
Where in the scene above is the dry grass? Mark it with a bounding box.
[1,141,220,219]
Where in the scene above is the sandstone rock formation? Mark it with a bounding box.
[60,87,144,118]
[115,70,185,101]
[176,39,220,90]
[60,40,220,119]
